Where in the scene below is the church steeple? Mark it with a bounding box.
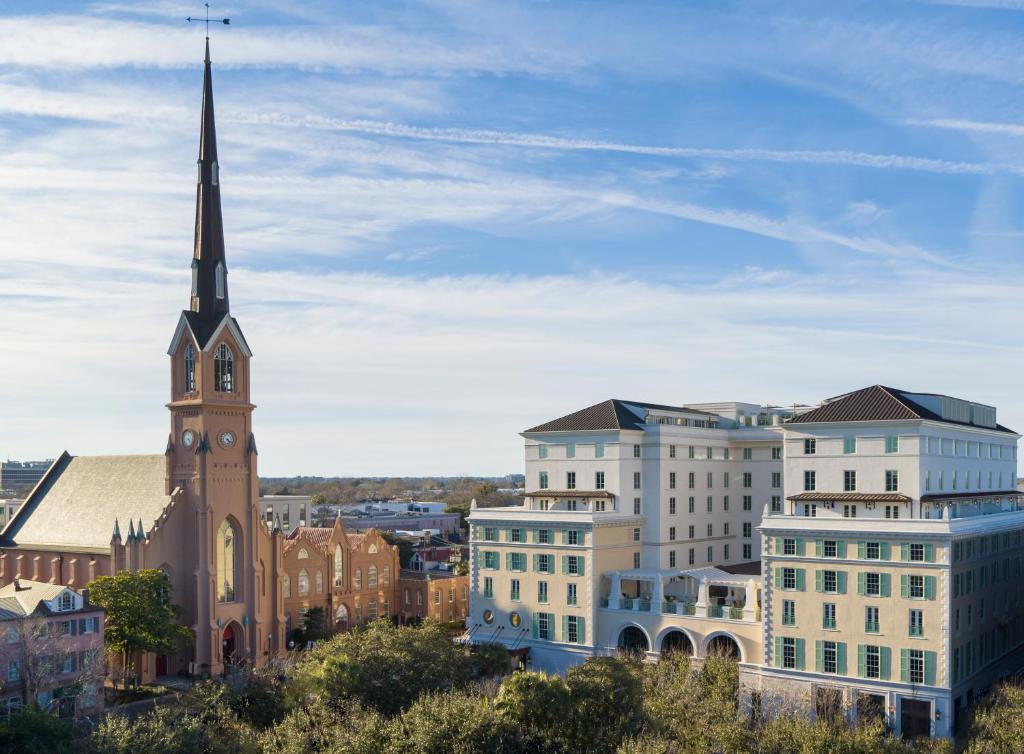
[190,37,229,325]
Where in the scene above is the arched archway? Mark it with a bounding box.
[335,603,350,632]
[222,620,245,666]
[660,629,694,655]
[617,625,650,653]
[705,632,742,661]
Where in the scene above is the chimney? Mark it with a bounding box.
[81,588,90,607]
[13,579,22,591]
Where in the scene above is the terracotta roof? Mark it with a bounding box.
[524,490,616,498]
[788,385,1016,434]
[920,490,1021,502]
[284,526,333,555]
[525,399,717,433]
[787,492,912,503]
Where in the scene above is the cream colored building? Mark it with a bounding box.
[761,385,1024,739]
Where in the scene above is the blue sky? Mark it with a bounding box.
[2,0,1024,476]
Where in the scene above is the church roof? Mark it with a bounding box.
[1,453,173,554]
[284,526,334,555]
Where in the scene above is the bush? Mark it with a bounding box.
[230,669,288,730]
[0,708,73,754]
[564,656,644,754]
[384,689,518,754]
[494,671,571,751]
[470,642,510,678]
[258,699,383,754]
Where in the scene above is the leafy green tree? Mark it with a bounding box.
[87,569,192,687]
[454,560,469,576]
[90,682,256,754]
[301,607,329,643]
[469,642,510,678]
[229,668,287,730]
[962,683,1024,754]
[0,708,73,754]
[494,671,571,750]
[564,657,644,754]
[258,700,383,754]
[288,619,470,715]
[384,690,518,754]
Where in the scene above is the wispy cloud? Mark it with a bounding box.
[909,118,1024,136]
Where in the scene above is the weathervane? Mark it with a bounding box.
[187,3,230,37]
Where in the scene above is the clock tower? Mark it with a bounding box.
[165,39,285,674]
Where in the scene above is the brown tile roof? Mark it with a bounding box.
[787,492,912,503]
[525,399,716,433]
[284,526,333,555]
[788,385,1016,433]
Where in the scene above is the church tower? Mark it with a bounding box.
[165,39,285,675]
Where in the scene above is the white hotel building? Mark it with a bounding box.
[467,386,1024,738]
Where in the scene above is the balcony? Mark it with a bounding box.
[600,566,762,624]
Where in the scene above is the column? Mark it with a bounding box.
[610,573,622,607]
[696,576,709,615]
[652,575,664,612]
[743,579,758,621]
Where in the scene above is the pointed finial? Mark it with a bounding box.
[137,518,146,541]
[470,498,478,510]
[111,518,122,544]
[126,519,136,543]
[272,514,282,534]
[205,35,211,64]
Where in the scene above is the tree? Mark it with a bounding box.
[229,668,287,730]
[309,493,326,506]
[258,699,383,754]
[288,619,470,715]
[564,657,644,754]
[379,532,415,568]
[87,569,192,688]
[495,671,571,750]
[301,607,329,643]
[962,683,1024,754]
[0,708,73,754]
[384,690,518,754]
[454,560,469,576]
[469,642,509,679]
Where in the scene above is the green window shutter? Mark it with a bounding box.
[924,544,935,563]
[561,615,568,642]
[505,553,512,570]
[532,554,539,572]
[837,643,847,675]
[880,542,891,560]
[504,528,512,542]
[561,529,568,545]
[880,573,891,598]
[774,567,782,588]
[775,637,783,667]
[900,574,909,598]
[816,539,824,557]
[924,651,937,686]
[796,569,806,592]
[857,644,865,677]
[795,639,805,670]
[837,571,847,595]
[578,617,585,644]
[901,543,910,561]
[578,558,585,576]
[880,646,891,680]
[900,649,909,683]
[796,538,805,556]
[560,556,568,574]
[925,576,936,600]
[837,540,847,558]
[857,572,865,596]
[815,570,823,593]
[858,541,866,559]
[815,640,823,673]
[532,616,539,639]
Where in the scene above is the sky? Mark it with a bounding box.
[2,0,1024,476]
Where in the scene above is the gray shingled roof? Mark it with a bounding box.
[0,580,70,619]
[788,385,1016,434]
[2,454,173,552]
[525,399,717,433]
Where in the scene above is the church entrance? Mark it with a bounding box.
[335,604,350,632]
[222,622,241,666]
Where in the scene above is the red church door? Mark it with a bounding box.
[222,624,236,665]
[155,654,168,676]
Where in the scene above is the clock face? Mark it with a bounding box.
[218,430,236,449]
[182,430,195,447]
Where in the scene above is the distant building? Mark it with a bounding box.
[0,500,21,531]
[260,495,314,534]
[0,580,105,719]
[399,569,469,624]
[260,496,460,536]
[343,511,461,536]
[0,461,53,494]
[409,541,468,572]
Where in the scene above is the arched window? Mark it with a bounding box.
[297,548,309,560]
[282,574,290,598]
[368,566,378,589]
[404,588,410,605]
[334,544,343,587]
[183,344,196,393]
[316,571,323,594]
[382,566,390,585]
[368,599,378,620]
[216,519,237,603]
[335,604,349,623]
[354,569,362,591]
[298,569,309,597]
[215,262,226,299]
[214,343,234,392]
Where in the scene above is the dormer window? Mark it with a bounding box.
[184,343,196,393]
[214,343,234,392]
[58,591,74,612]
[215,262,226,299]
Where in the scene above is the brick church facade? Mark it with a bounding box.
[0,40,286,680]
